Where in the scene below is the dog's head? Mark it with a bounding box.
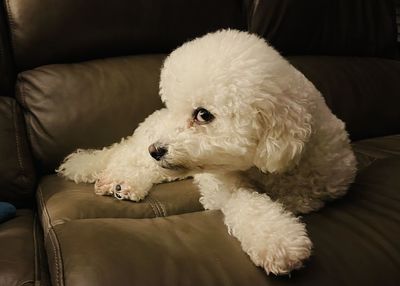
[150,30,312,175]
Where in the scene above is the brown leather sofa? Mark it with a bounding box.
[1,0,399,285]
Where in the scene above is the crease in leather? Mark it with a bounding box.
[352,135,400,169]
[33,214,38,284]
[0,97,35,203]
[19,281,35,286]
[353,147,381,170]
[17,75,35,165]
[38,185,64,286]
[12,99,23,170]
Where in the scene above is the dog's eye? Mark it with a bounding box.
[193,108,214,124]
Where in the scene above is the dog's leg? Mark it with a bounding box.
[194,173,235,210]
[196,173,312,275]
[58,108,178,201]
[222,189,312,275]
[57,146,116,183]
[94,147,166,201]
[93,108,178,201]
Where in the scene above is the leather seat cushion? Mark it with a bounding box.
[46,211,271,286]
[37,136,400,234]
[300,156,400,286]
[39,135,400,286]
[0,209,40,285]
[37,176,203,236]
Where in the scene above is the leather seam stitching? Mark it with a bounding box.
[48,227,63,286]
[38,185,52,232]
[148,198,159,216]
[150,197,164,217]
[147,198,161,217]
[153,197,167,217]
[38,185,64,286]
[12,99,25,177]
[33,214,39,284]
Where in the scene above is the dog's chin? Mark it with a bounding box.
[158,160,187,171]
[157,159,206,175]
[157,157,249,174]
[159,161,245,174]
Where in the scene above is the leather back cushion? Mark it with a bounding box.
[17,54,400,174]
[5,0,246,71]
[0,97,36,204]
[289,56,400,141]
[16,55,165,174]
[250,0,398,58]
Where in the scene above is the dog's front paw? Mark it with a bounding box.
[113,183,147,202]
[253,232,312,275]
[223,190,312,275]
[94,176,148,202]
[94,177,115,196]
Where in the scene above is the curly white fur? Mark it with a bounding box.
[57,30,356,275]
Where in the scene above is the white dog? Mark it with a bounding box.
[57,30,357,275]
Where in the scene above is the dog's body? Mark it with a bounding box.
[58,30,356,275]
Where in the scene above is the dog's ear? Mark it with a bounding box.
[253,93,312,174]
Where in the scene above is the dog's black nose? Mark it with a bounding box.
[148,144,167,161]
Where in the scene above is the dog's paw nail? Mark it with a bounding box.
[114,192,124,200]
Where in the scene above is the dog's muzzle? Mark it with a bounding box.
[148,144,168,161]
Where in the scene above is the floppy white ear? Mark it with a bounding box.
[253,95,312,174]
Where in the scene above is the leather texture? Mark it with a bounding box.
[46,211,270,286]
[250,0,398,58]
[0,209,36,286]
[16,55,165,174]
[37,136,400,286]
[299,157,400,286]
[289,56,400,140]
[5,0,246,71]
[37,175,203,233]
[0,96,36,204]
